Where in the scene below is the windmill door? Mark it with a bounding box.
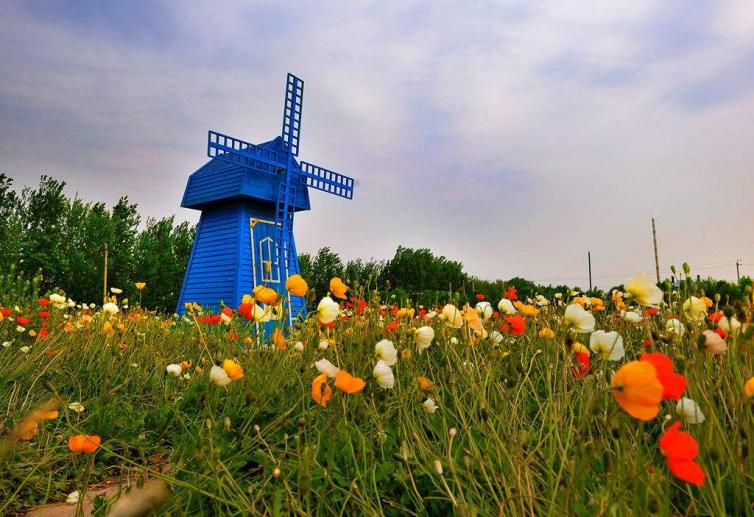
[249,218,282,290]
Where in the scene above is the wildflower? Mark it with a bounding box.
[317,297,340,324]
[110,287,123,295]
[102,302,119,315]
[621,310,643,324]
[475,293,485,301]
[683,297,707,322]
[441,304,464,328]
[272,328,286,349]
[423,398,438,413]
[659,421,705,486]
[396,307,415,318]
[497,298,517,315]
[744,377,754,398]
[475,301,493,320]
[534,295,549,306]
[414,326,435,352]
[515,302,539,317]
[665,319,686,337]
[135,282,146,290]
[166,364,183,377]
[676,398,705,424]
[372,360,394,389]
[375,339,397,365]
[538,328,555,339]
[285,274,308,296]
[335,370,366,393]
[700,329,727,355]
[611,361,664,420]
[590,330,625,361]
[329,277,349,299]
[68,402,86,414]
[68,434,101,453]
[572,341,589,355]
[708,310,723,324]
[717,315,742,337]
[489,330,504,344]
[590,298,605,311]
[209,365,232,386]
[49,293,67,308]
[318,340,329,350]
[311,373,332,407]
[66,491,80,504]
[417,377,434,390]
[315,358,340,378]
[254,286,280,306]
[223,359,244,380]
[574,352,590,377]
[503,314,526,335]
[16,316,30,326]
[563,304,596,333]
[640,353,687,400]
[505,286,518,301]
[625,273,663,308]
[2,341,11,348]
[612,290,626,311]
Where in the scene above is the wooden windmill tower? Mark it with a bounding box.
[176,73,355,323]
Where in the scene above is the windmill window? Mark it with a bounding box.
[259,236,280,283]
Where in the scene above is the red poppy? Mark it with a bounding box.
[38,311,50,319]
[221,306,233,318]
[16,316,31,326]
[0,307,11,317]
[199,314,221,325]
[641,338,653,348]
[640,353,686,400]
[503,314,526,335]
[36,328,49,341]
[492,310,500,319]
[228,330,239,341]
[37,298,50,307]
[714,327,727,339]
[475,293,485,301]
[238,302,253,320]
[390,305,398,316]
[659,421,705,486]
[353,298,367,316]
[385,320,399,335]
[574,352,590,377]
[708,311,723,324]
[417,308,427,319]
[645,307,659,316]
[505,287,518,301]
[344,301,353,308]
[319,320,336,329]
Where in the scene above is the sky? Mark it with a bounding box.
[1,0,753,288]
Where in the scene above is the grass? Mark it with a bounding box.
[1,289,753,516]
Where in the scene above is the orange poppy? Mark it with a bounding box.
[311,373,332,407]
[272,328,286,349]
[254,286,280,306]
[334,370,366,393]
[329,277,349,299]
[68,434,101,453]
[610,360,663,420]
[417,377,434,390]
[222,359,244,380]
[285,274,308,297]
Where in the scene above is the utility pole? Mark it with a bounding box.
[737,259,741,281]
[652,218,660,282]
[588,251,592,292]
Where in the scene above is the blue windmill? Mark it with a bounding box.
[176,73,355,323]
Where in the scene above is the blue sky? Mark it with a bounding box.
[1,1,753,286]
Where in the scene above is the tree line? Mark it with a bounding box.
[1,174,750,312]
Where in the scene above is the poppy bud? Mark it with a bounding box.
[206,418,213,431]
[297,417,305,428]
[272,467,281,479]
[723,306,734,318]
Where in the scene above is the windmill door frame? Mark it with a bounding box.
[249,217,292,327]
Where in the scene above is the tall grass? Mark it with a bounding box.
[0,290,753,516]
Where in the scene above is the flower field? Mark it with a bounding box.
[1,272,754,516]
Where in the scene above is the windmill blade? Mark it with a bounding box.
[299,161,354,199]
[208,131,287,170]
[281,73,304,156]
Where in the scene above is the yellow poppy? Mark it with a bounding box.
[285,274,308,296]
[222,359,244,380]
[329,277,349,299]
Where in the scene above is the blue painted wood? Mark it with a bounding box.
[176,73,355,327]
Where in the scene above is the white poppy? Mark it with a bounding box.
[534,295,549,307]
[253,304,272,323]
[315,358,340,378]
[497,298,517,315]
[68,402,86,413]
[621,310,643,324]
[676,397,705,424]
[441,304,464,328]
[563,304,596,333]
[488,330,504,345]
[682,297,707,322]
[375,339,398,365]
[718,316,742,337]
[424,310,438,320]
[294,341,305,352]
[16,326,25,333]
[220,312,232,325]
[414,326,435,352]
[66,491,81,504]
[475,301,493,320]
[166,364,183,377]
[554,293,563,299]
[625,273,663,308]
[666,318,686,337]
[1,341,11,348]
[20,346,31,353]
[317,297,340,324]
[373,360,394,389]
[450,337,459,345]
[318,340,329,350]
[102,302,119,315]
[589,330,625,361]
[209,365,232,386]
[110,287,123,294]
[423,398,438,414]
